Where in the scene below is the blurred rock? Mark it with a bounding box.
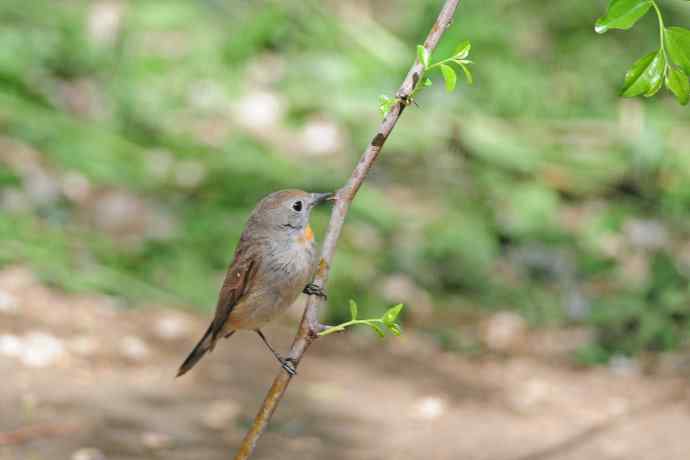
[68,335,100,357]
[608,354,641,377]
[154,315,190,341]
[120,336,150,361]
[90,190,146,234]
[24,169,61,206]
[481,311,527,352]
[174,159,206,188]
[411,396,446,420]
[61,171,91,204]
[623,218,669,250]
[233,91,284,130]
[300,118,343,156]
[380,274,433,322]
[0,290,19,314]
[0,334,22,357]
[72,448,107,460]
[145,150,174,179]
[88,1,124,45]
[141,431,173,450]
[87,190,176,243]
[201,400,241,430]
[20,332,66,368]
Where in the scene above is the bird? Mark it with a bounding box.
[176,189,333,377]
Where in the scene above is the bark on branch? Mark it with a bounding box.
[233,1,462,458]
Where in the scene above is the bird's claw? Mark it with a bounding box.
[303,283,327,300]
[279,357,297,376]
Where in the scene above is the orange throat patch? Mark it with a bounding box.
[304,225,314,242]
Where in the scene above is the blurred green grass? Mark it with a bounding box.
[1,0,690,363]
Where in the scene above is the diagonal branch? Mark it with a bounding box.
[233,1,462,458]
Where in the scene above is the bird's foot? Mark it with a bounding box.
[303,283,327,300]
[279,357,297,376]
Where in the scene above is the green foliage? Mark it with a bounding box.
[319,301,404,337]
[595,0,653,33]
[378,39,473,117]
[596,0,690,105]
[580,253,690,362]
[665,27,690,74]
[622,50,665,97]
[666,66,690,104]
[440,64,457,92]
[1,1,689,365]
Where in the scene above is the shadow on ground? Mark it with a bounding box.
[0,266,688,460]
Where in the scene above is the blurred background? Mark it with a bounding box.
[1,1,690,459]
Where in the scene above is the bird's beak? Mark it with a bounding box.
[310,192,335,206]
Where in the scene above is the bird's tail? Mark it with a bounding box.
[176,324,215,377]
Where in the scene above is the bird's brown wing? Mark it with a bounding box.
[208,245,259,346]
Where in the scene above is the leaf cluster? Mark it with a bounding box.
[596,0,690,105]
[318,301,404,338]
[378,40,473,117]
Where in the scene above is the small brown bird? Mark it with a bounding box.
[176,189,333,377]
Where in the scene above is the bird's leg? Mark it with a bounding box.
[303,283,327,300]
[255,329,296,376]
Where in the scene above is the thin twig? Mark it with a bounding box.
[233,1,462,458]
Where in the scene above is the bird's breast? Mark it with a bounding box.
[242,237,316,321]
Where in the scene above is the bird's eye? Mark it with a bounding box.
[292,201,303,212]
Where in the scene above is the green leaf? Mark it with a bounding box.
[387,323,402,336]
[382,304,404,326]
[423,77,433,87]
[645,65,665,97]
[440,64,457,92]
[378,95,396,117]
[621,50,665,97]
[454,40,471,60]
[349,299,358,320]
[595,0,652,33]
[665,67,690,105]
[368,322,385,338]
[665,27,690,75]
[417,45,429,68]
[457,62,473,84]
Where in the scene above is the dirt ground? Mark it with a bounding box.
[0,265,689,460]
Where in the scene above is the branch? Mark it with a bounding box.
[233,1,462,458]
